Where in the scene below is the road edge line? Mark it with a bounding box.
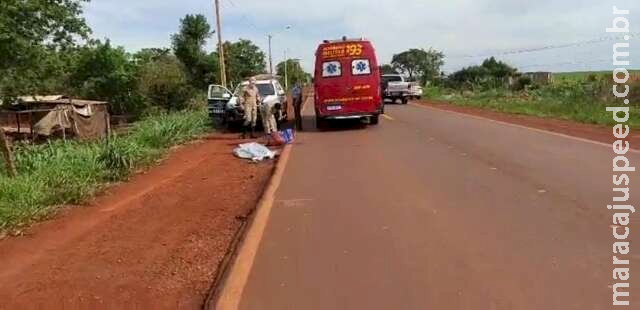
[206,143,293,310]
[409,102,639,153]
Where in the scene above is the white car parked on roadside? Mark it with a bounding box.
[208,75,288,128]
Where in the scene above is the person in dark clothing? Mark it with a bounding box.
[292,83,303,131]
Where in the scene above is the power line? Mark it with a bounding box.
[223,0,262,33]
[222,0,300,39]
[448,32,640,59]
[448,57,619,73]
[517,58,611,70]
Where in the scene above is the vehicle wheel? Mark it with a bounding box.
[402,98,409,105]
[370,115,379,125]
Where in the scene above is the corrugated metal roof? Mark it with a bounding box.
[18,95,67,102]
[2,96,108,110]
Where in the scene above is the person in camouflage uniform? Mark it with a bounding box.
[241,77,261,138]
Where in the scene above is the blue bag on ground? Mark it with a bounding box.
[280,129,295,144]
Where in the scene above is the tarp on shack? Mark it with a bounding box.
[70,102,109,140]
[32,105,72,136]
[11,97,109,139]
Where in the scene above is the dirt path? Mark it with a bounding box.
[417,100,640,148]
[0,134,275,309]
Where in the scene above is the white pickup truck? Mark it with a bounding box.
[381,74,421,104]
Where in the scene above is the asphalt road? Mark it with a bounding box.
[234,103,639,309]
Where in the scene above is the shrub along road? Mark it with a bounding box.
[417,99,640,148]
[0,134,275,309]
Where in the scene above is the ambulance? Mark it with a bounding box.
[314,38,383,128]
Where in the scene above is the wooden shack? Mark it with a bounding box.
[0,95,110,140]
[524,72,554,85]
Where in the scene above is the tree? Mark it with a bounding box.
[481,57,517,79]
[137,55,193,111]
[224,39,267,85]
[391,50,421,80]
[171,14,216,89]
[133,48,171,66]
[448,57,518,89]
[380,64,398,75]
[0,0,91,101]
[391,48,444,84]
[449,65,490,87]
[421,48,446,84]
[276,59,307,89]
[204,52,221,87]
[69,40,143,115]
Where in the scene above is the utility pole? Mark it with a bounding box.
[268,34,273,75]
[267,26,290,76]
[284,50,288,90]
[214,0,227,87]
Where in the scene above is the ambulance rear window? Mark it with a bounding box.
[322,61,342,78]
[352,59,371,76]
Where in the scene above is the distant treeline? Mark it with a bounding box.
[0,1,308,118]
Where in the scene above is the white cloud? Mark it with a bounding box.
[84,0,640,73]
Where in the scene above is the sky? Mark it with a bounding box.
[83,0,640,74]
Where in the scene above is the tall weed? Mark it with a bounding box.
[0,110,210,233]
[424,73,640,127]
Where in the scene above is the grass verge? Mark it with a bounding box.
[423,86,640,128]
[0,110,210,234]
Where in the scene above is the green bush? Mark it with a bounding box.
[423,83,640,128]
[1,140,105,230]
[98,138,144,180]
[428,67,640,128]
[514,76,532,91]
[423,86,446,99]
[65,41,203,118]
[448,57,518,90]
[137,55,195,111]
[69,40,146,116]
